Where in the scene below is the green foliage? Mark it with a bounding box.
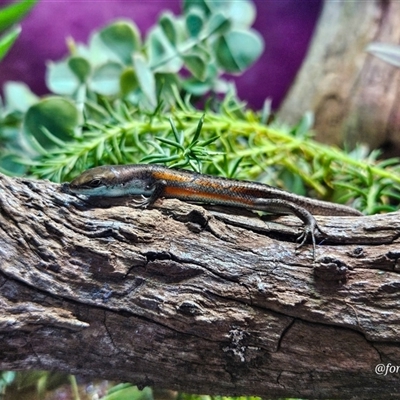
[1,376,264,400]
[0,0,37,61]
[102,384,153,400]
[1,0,400,217]
[101,385,262,400]
[0,25,20,61]
[141,114,223,170]
[0,0,37,31]
[42,0,262,108]
[24,96,81,149]
[0,0,264,177]
[3,87,398,214]
[0,371,16,394]
[0,371,72,400]
[178,395,261,400]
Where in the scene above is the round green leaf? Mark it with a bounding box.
[120,66,138,97]
[88,31,121,65]
[148,26,182,73]
[0,154,27,176]
[90,62,123,95]
[182,53,207,80]
[99,20,141,64]
[133,54,156,106]
[2,371,16,384]
[183,0,211,16]
[68,56,91,83]
[185,8,204,37]
[206,12,231,36]
[3,81,38,113]
[24,97,80,149]
[225,0,256,27]
[190,43,211,63]
[182,62,218,95]
[213,29,264,73]
[159,11,178,45]
[182,78,211,96]
[46,59,80,95]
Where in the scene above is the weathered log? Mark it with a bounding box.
[1,173,400,398]
[278,0,400,157]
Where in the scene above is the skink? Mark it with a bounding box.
[68,164,363,255]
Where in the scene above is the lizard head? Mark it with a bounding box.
[68,166,116,196]
[68,165,154,197]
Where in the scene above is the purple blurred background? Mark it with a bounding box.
[0,0,322,110]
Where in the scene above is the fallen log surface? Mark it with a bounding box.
[1,173,399,399]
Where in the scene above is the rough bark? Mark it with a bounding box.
[278,0,400,157]
[1,173,400,399]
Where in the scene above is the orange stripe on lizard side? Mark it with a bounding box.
[162,186,254,205]
[152,170,192,183]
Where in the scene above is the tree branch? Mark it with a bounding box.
[278,0,400,157]
[1,173,399,398]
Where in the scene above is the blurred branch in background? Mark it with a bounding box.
[278,0,400,157]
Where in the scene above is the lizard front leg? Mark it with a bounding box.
[131,180,167,208]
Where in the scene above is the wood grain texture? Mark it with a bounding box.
[1,173,400,398]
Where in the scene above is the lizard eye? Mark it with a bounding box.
[87,179,102,188]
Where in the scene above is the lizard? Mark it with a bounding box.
[67,164,363,256]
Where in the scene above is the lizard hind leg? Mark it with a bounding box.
[253,198,320,257]
[295,218,318,258]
